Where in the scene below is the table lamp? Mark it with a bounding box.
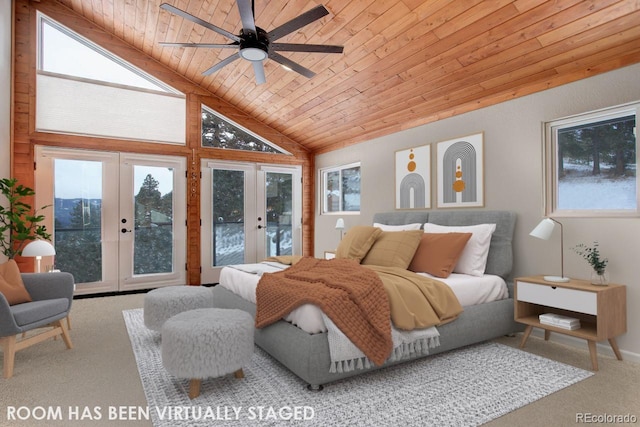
[335,218,345,240]
[22,239,56,273]
[529,218,570,282]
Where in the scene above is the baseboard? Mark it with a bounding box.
[529,329,640,364]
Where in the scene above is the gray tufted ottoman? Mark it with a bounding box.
[161,308,254,398]
[143,286,214,331]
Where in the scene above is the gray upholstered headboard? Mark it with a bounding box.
[372,210,516,279]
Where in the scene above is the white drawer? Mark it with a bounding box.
[516,281,597,315]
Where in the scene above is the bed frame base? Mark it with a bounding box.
[212,285,524,389]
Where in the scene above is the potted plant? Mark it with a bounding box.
[572,241,609,285]
[0,178,51,259]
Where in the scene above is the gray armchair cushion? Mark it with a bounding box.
[11,299,70,327]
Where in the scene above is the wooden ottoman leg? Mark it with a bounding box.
[188,379,201,399]
[234,369,244,379]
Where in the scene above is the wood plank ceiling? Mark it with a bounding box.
[55,0,640,154]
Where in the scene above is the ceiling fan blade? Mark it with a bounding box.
[267,5,329,42]
[252,61,266,85]
[160,3,241,43]
[236,0,257,35]
[160,42,238,49]
[271,43,343,53]
[202,53,240,76]
[269,51,315,78]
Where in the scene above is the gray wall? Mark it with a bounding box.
[315,63,640,358]
[1,0,11,263]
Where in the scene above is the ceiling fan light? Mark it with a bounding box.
[240,47,268,62]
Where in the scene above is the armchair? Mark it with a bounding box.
[0,272,74,378]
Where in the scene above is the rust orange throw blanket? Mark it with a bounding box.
[255,257,393,366]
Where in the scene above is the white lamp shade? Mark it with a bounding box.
[22,240,56,257]
[529,218,555,240]
[335,218,345,230]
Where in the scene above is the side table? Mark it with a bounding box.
[514,275,626,371]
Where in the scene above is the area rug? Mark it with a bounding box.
[123,308,593,427]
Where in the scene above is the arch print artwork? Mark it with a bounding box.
[395,144,431,209]
[436,133,484,208]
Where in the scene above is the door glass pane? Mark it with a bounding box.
[265,172,293,257]
[133,166,174,275]
[213,169,245,266]
[53,159,103,283]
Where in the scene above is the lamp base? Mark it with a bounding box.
[543,275,570,283]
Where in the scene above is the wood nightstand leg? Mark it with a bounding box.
[608,338,623,361]
[519,325,533,349]
[587,340,599,371]
[544,330,551,341]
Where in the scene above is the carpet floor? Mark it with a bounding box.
[124,308,593,427]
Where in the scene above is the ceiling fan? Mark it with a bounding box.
[159,1,344,84]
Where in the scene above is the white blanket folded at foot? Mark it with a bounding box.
[321,313,440,373]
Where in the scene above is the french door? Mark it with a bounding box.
[35,147,187,295]
[200,160,302,283]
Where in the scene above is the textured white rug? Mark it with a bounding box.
[124,308,593,427]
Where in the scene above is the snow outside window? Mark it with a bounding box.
[544,102,639,217]
[320,163,361,214]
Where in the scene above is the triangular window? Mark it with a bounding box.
[38,14,177,94]
[201,105,289,155]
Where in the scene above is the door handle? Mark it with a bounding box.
[121,228,132,233]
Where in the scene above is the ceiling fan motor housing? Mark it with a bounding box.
[239,28,269,61]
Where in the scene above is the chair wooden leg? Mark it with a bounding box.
[234,369,244,379]
[1,335,17,379]
[57,320,73,349]
[66,315,71,330]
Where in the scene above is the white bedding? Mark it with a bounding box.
[219,262,508,334]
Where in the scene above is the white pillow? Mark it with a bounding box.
[373,222,422,231]
[422,223,496,276]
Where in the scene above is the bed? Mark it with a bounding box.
[211,210,524,389]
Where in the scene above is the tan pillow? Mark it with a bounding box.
[361,229,424,269]
[408,232,472,278]
[335,226,383,262]
[0,260,32,305]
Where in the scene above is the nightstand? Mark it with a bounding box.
[515,276,626,371]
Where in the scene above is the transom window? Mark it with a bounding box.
[320,163,361,214]
[544,102,638,217]
[201,105,289,154]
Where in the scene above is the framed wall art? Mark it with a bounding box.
[436,133,484,208]
[395,144,430,209]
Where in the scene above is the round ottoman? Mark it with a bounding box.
[143,286,214,331]
[161,308,254,399]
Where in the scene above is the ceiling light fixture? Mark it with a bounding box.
[239,47,268,62]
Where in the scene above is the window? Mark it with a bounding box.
[201,105,289,154]
[321,163,361,213]
[36,13,186,144]
[39,15,175,92]
[544,102,638,216]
